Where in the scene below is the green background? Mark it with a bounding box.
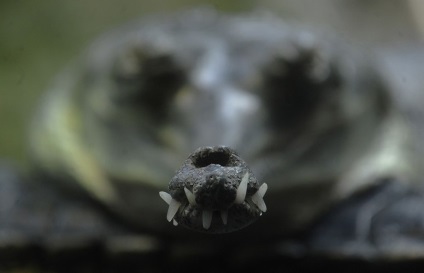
[0,0,257,168]
[0,0,419,168]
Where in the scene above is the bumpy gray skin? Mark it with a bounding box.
[167,146,263,233]
[4,9,424,264]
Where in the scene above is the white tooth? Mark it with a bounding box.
[184,187,197,205]
[258,183,268,197]
[202,210,213,230]
[235,172,249,204]
[251,192,267,212]
[220,210,228,225]
[173,219,178,226]
[159,191,172,205]
[167,199,181,222]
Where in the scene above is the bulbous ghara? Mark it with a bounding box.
[160,146,268,233]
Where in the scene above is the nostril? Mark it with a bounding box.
[206,173,223,184]
[192,147,231,168]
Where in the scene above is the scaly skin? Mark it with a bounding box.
[27,9,422,253]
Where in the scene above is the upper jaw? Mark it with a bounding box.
[159,146,268,233]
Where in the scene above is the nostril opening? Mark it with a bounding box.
[193,148,231,168]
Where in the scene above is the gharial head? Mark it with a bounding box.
[160,146,267,233]
[30,9,391,237]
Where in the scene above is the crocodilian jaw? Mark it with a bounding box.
[159,172,268,231]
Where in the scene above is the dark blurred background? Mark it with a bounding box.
[0,0,423,167]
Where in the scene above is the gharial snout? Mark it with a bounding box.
[159,146,267,233]
[194,167,238,210]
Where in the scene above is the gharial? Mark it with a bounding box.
[2,9,424,269]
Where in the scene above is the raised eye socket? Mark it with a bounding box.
[112,46,186,117]
[261,42,342,129]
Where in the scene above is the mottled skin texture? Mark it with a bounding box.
[167,146,263,233]
[3,9,424,270]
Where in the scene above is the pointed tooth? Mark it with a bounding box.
[184,187,197,205]
[202,210,213,230]
[166,199,181,222]
[235,172,249,204]
[159,191,172,205]
[220,210,228,225]
[251,192,267,212]
[258,183,268,198]
[173,219,178,226]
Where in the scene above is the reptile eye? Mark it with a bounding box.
[112,45,186,117]
[261,39,341,130]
